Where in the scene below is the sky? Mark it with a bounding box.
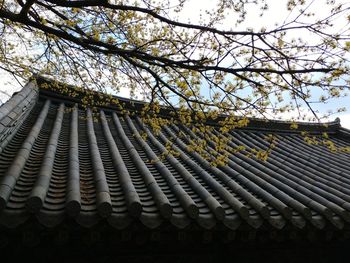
[0,0,349,128]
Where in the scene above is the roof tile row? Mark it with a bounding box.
[0,80,349,231]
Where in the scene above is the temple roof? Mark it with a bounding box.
[0,77,349,232]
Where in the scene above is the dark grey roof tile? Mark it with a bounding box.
[27,103,65,213]
[170,213,191,229]
[112,112,173,218]
[107,212,132,229]
[140,212,163,228]
[0,209,29,228]
[1,79,350,232]
[310,214,326,229]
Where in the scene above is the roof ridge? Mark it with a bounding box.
[0,81,38,154]
[34,75,341,134]
[0,81,38,122]
[338,127,350,138]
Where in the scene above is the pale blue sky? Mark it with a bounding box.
[0,0,349,127]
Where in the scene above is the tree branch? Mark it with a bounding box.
[19,0,36,18]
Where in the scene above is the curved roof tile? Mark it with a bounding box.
[0,78,349,231]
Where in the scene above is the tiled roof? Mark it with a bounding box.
[0,78,349,232]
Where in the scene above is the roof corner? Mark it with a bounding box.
[0,79,39,153]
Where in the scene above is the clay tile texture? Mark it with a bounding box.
[0,76,350,234]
